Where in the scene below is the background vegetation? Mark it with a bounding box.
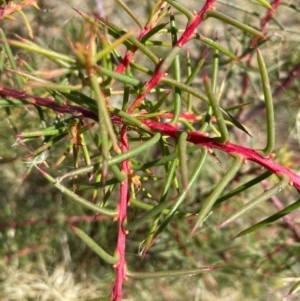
[0,0,300,300]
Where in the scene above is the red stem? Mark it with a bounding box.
[261,0,282,29]
[0,86,98,120]
[1,85,300,194]
[114,21,168,75]
[3,245,47,261]
[127,0,216,113]
[1,86,300,193]
[111,126,129,301]
[127,60,164,113]
[0,215,109,229]
[141,119,300,193]
[239,0,281,63]
[177,0,216,47]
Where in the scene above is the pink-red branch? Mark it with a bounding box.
[0,0,37,21]
[141,119,300,193]
[241,0,281,56]
[127,0,215,113]
[0,86,98,120]
[177,0,216,47]
[1,85,300,193]
[261,0,282,28]
[0,215,109,229]
[113,12,169,75]
[111,126,130,301]
[3,245,47,261]
[127,60,164,113]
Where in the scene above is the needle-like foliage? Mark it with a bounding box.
[1,0,300,300]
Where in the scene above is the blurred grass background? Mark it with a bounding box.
[1,0,300,300]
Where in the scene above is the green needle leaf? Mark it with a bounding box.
[257,48,275,156]
[285,279,300,299]
[125,155,178,231]
[203,71,228,144]
[115,0,143,28]
[254,0,273,10]
[71,226,119,264]
[56,133,161,182]
[192,155,243,233]
[235,197,300,238]
[205,11,264,38]
[157,148,208,237]
[214,171,272,206]
[0,29,23,89]
[178,132,189,190]
[35,165,117,217]
[126,266,216,279]
[219,174,290,229]
[95,30,134,63]
[4,38,75,65]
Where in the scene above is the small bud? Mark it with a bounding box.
[268,153,276,159]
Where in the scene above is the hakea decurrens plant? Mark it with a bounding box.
[1,0,300,300]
